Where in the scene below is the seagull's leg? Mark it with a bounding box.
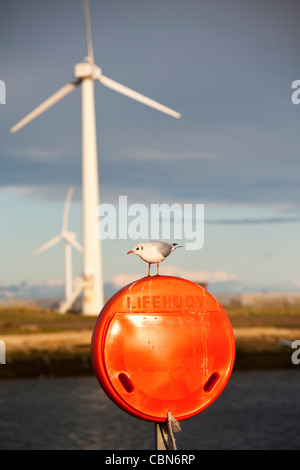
[148,263,151,276]
[156,263,160,276]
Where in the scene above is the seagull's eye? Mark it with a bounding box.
[136,247,139,251]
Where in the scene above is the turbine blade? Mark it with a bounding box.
[10,80,81,133]
[83,0,94,64]
[62,187,74,231]
[58,277,84,313]
[69,237,83,253]
[32,235,62,256]
[99,75,181,119]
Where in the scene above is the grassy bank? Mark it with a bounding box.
[0,346,296,379]
[0,304,299,378]
[0,305,96,335]
[1,303,300,332]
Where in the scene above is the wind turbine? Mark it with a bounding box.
[32,187,83,313]
[11,0,181,315]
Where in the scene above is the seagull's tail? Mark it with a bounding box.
[171,243,183,252]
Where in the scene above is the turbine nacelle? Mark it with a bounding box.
[74,62,102,81]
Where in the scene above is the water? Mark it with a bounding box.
[0,370,299,450]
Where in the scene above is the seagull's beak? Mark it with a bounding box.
[127,250,134,254]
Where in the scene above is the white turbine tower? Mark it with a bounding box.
[32,187,83,313]
[11,0,181,315]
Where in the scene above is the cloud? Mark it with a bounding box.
[160,265,241,283]
[110,273,143,288]
[0,184,81,202]
[0,281,64,299]
[2,274,300,302]
[111,265,240,289]
[2,290,14,298]
[0,185,37,197]
[44,278,64,287]
[9,148,66,162]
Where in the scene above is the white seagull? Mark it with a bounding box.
[127,240,182,276]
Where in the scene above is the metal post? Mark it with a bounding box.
[155,423,169,450]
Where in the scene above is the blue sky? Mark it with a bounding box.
[1,0,300,298]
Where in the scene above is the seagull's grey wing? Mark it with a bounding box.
[153,241,173,257]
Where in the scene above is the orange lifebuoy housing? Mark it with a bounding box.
[91,276,235,422]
